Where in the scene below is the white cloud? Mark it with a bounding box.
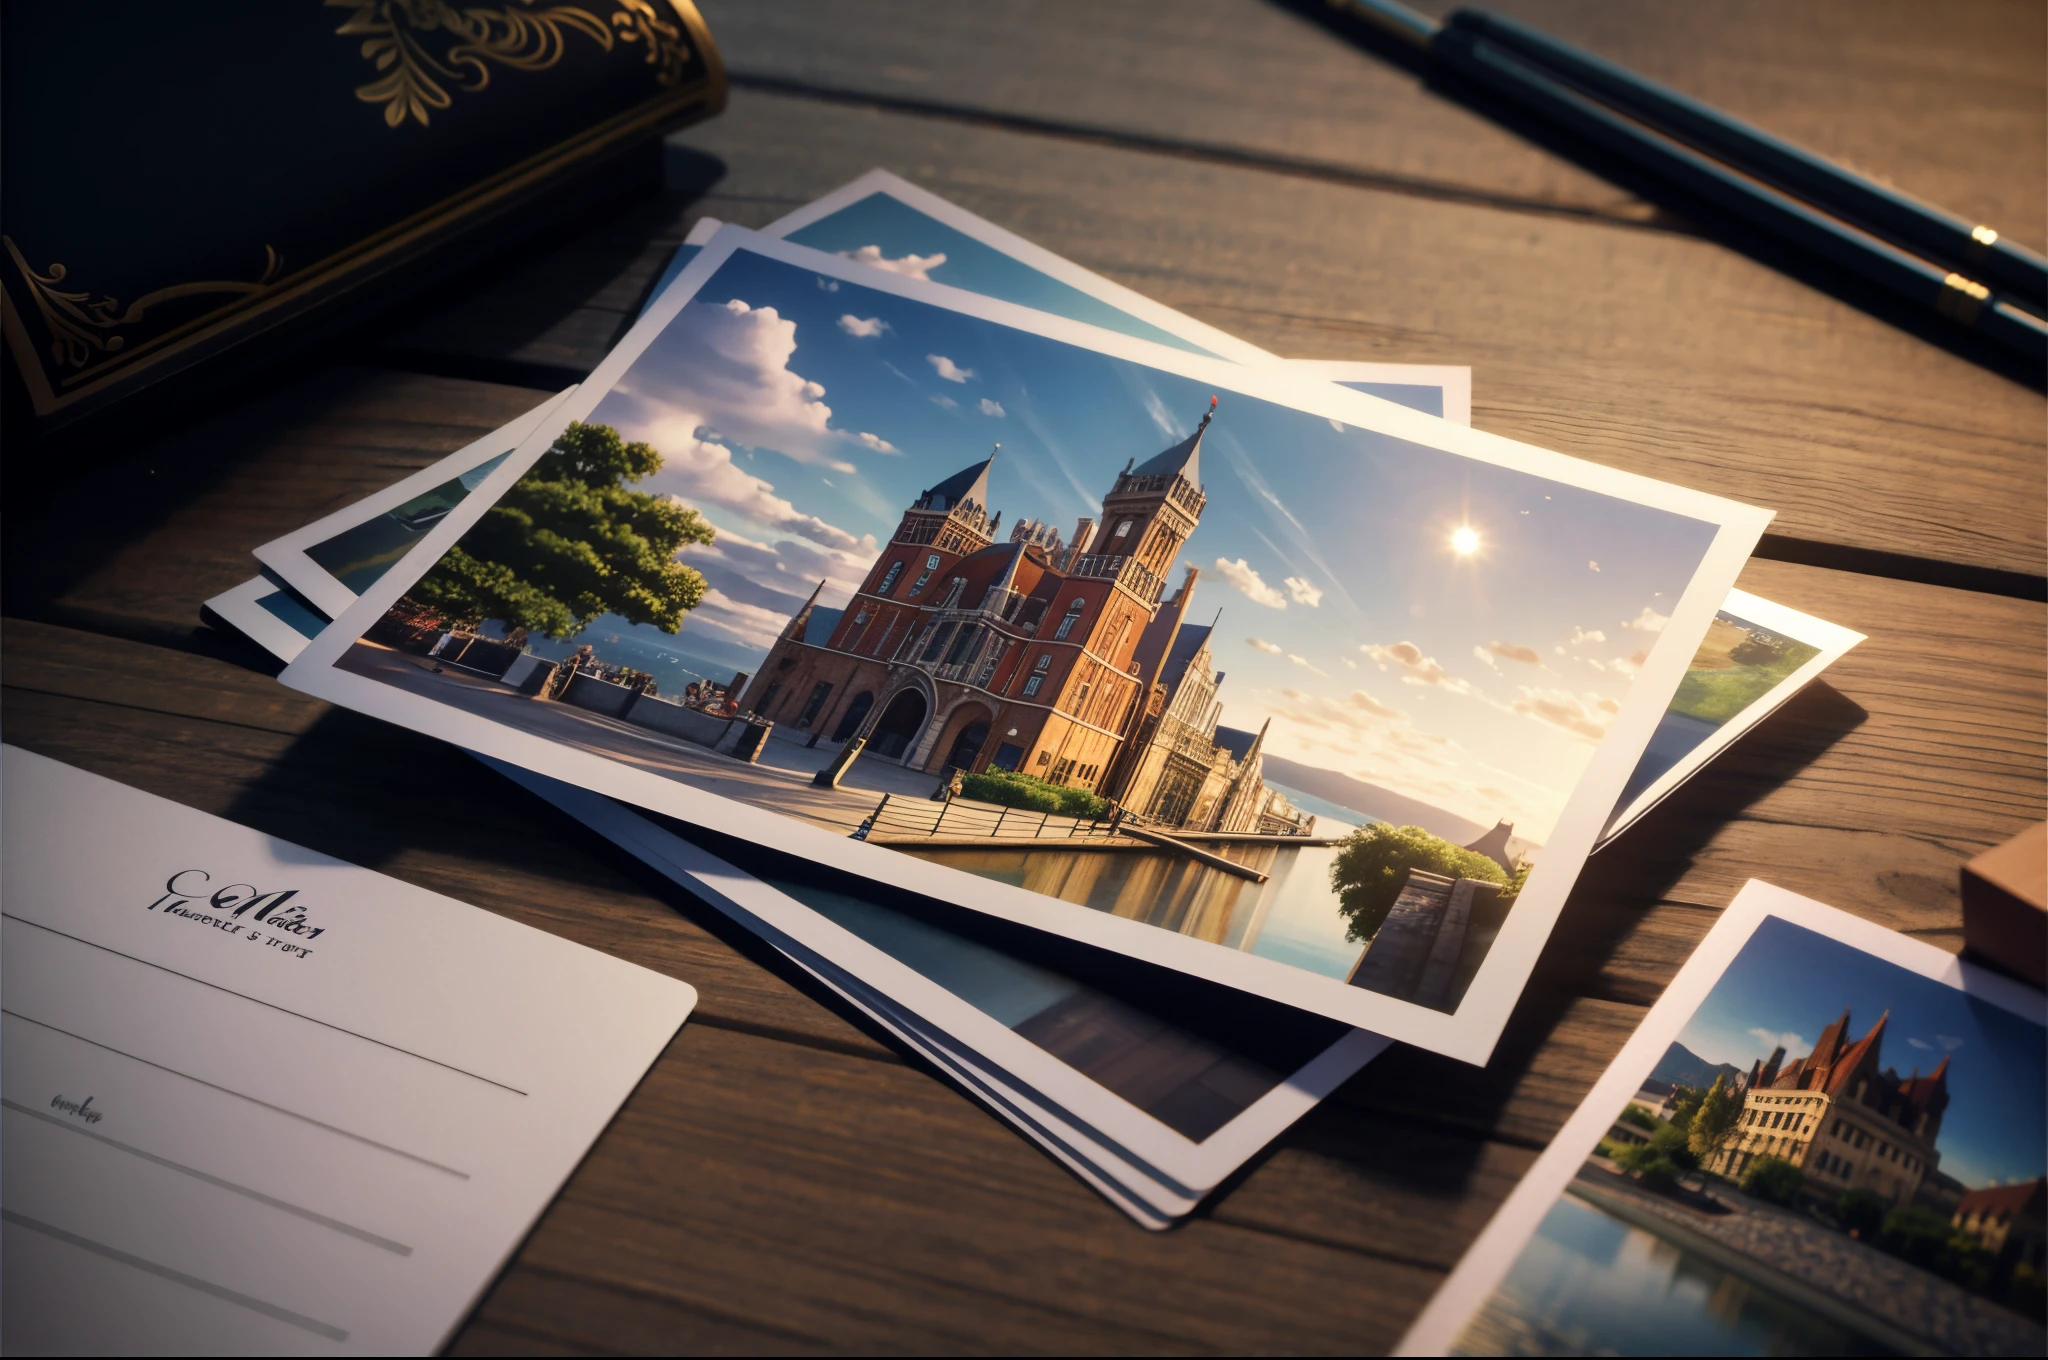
[927,354,974,383]
[856,431,899,454]
[815,277,839,293]
[1246,637,1284,655]
[611,298,861,471]
[1570,626,1606,646]
[1612,647,1650,678]
[1342,657,1357,669]
[1748,1028,1807,1056]
[1214,557,1288,608]
[1936,1034,1966,1051]
[1283,575,1324,608]
[1511,686,1614,742]
[978,397,1006,417]
[1361,641,1450,686]
[1473,645,1498,671]
[1588,561,1601,572]
[930,395,959,411]
[1907,1037,1932,1051]
[841,245,946,280]
[1287,654,1329,677]
[1623,606,1670,633]
[837,314,888,338]
[1479,640,1545,669]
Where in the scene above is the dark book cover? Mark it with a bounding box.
[2,1,725,430]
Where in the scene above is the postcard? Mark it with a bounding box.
[0,746,696,1354]
[278,224,1768,1060]
[1398,879,2046,1357]
[204,579,1385,1226]
[1600,589,1864,847]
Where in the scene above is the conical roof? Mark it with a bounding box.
[1131,400,1214,483]
[923,449,995,512]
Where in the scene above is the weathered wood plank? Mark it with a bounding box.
[693,0,2046,251]
[505,1022,1446,1355]
[2,368,554,646]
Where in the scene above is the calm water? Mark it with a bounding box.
[904,822,1366,978]
[1454,1191,1899,1356]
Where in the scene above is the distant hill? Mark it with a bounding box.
[1651,1041,1746,1092]
[1259,755,1490,844]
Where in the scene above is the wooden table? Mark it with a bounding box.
[5,2,2042,1352]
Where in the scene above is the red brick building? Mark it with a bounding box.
[740,404,1289,823]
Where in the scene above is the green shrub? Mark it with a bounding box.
[2007,1263,2045,1322]
[958,770,1109,820]
[1329,824,1514,943]
[1616,1105,1658,1132]
[1613,1143,1682,1192]
[1650,1123,1700,1172]
[1741,1156,1805,1206]
[1834,1187,1888,1239]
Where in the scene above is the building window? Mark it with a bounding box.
[921,622,957,663]
[796,682,833,729]
[910,570,932,594]
[1035,750,1049,766]
[758,682,781,714]
[1053,598,1085,640]
[1022,675,1043,697]
[927,554,942,569]
[1111,518,1134,539]
[876,561,904,596]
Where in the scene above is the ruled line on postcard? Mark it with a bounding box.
[1,1208,352,1342]
[1,1010,470,1180]
[1,1099,414,1255]
[2,913,528,1096]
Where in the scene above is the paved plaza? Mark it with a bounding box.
[337,642,950,835]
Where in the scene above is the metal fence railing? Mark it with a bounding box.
[851,793,1123,843]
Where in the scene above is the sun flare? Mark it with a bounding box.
[1451,525,1480,557]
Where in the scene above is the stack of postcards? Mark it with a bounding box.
[211,168,1917,1242]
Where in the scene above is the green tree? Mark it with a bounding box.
[1330,824,1514,943]
[1741,1156,1804,1206]
[1687,1075,1744,1161]
[1667,1084,1704,1133]
[1650,1122,1700,1172]
[409,421,714,639]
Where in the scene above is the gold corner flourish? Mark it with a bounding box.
[3,236,282,375]
[329,0,694,129]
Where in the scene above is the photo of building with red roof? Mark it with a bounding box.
[738,404,1308,834]
[1707,1007,1951,1204]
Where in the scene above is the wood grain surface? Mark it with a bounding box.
[4,2,2043,1353]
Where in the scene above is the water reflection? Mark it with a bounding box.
[902,822,1366,979]
[1455,1192,1898,1356]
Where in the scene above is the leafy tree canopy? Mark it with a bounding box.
[409,422,714,639]
[1330,823,1515,943]
[1687,1075,1744,1160]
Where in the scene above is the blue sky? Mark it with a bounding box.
[571,245,1717,839]
[1678,915,2045,1189]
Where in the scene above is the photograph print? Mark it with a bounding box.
[1448,910,2047,1357]
[289,229,1763,1048]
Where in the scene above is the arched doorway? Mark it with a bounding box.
[942,719,990,773]
[830,690,875,742]
[869,689,928,761]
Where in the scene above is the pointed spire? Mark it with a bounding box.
[784,578,827,641]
